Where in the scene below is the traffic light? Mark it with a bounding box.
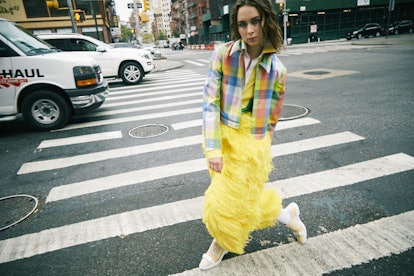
[46,0,59,9]
[143,0,150,11]
[73,10,86,22]
[279,3,284,12]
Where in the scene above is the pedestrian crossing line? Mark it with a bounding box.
[102,86,203,108]
[107,81,204,99]
[2,153,413,264]
[37,131,123,149]
[184,60,205,67]
[80,98,201,118]
[20,117,322,175]
[172,209,414,275]
[54,107,201,131]
[102,91,202,109]
[44,132,364,202]
[18,135,203,175]
[108,77,204,95]
[171,117,321,131]
[196,59,210,64]
[267,152,414,198]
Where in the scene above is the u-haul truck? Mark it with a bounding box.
[0,18,109,130]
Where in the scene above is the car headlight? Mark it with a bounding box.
[73,66,98,88]
[141,53,151,59]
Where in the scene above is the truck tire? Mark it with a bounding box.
[120,61,144,85]
[21,90,71,130]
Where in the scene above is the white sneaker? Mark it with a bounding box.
[286,202,307,244]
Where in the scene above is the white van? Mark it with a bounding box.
[0,18,109,130]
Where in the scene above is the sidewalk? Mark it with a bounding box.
[152,34,414,72]
[153,58,183,72]
[287,33,414,49]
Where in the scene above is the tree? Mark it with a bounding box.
[120,25,134,42]
[0,0,19,15]
[157,30,167,40]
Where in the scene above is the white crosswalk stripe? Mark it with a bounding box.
[2,68,413,274]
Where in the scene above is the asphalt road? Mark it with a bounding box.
[0,37,413,275]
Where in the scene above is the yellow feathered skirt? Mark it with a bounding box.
[202,113,283,254]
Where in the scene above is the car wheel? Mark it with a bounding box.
[375,31,380,37]
[357,33,363,39]
[120,61,144,85]
[395,29,399,35]
[21,90,71,130]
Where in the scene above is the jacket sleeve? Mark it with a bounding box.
[269,60,287,135]
[202,46,224,154]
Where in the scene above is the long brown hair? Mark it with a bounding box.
[230,0,283,52]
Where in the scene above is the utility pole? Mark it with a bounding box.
[67,0,78,33]
[133,0,141,46]
[283,0,287,45]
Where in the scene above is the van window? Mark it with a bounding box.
[0,21,55,56]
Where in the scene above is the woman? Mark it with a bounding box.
[199,0,307,271]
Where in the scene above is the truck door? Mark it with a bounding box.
[0,39,17,115]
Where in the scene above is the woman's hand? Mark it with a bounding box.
[209,157,223,173]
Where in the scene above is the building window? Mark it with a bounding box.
[23,0,48,18]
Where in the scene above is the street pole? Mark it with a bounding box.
[67,0,78,33]
[133,0,141,46]
[283,0,287,45]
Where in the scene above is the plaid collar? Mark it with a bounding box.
[229,40,277,73]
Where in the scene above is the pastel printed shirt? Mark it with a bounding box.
[202,39,287,154]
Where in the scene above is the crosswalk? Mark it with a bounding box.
[1,69,413,274]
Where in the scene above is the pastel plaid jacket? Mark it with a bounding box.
[202,40,287,152]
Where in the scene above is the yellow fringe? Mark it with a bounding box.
[202,114,283,254]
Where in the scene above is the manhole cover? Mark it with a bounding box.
[129,124,169,138]
[0,195,39,231]
[280,104,310,121]
[304,71,330,75]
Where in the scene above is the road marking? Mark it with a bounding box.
[54,107,201,131]
[268,152,414,198]
[171,117,320,131]
[37,131,122,149]
[44,132,364,201]
[19,117,321,175]
[82,98,201,118]
[18,135,203,175]
[110,75,206,94]
[107,82,204,100]
[196,59,210,64]
[172,209,414,275]
[103,89,202,108]
[2,153,413,265]
[184,60,205,66]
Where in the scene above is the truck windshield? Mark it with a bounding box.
[0,20,57,56]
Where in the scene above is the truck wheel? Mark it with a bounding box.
[120,61,144,85]
[21,90,71,130]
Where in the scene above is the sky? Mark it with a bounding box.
[114,0,134,23]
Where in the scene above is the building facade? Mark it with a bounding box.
[179,0,414,45]
[0,0,117,43]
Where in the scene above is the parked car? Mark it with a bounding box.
[109,42,139,48]
[388,20,413,35]
[38,33,154,85]
[346,23,384,40]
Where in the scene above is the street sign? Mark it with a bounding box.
[127,3,142,9]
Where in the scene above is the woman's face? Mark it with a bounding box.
[237,5,264,50]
